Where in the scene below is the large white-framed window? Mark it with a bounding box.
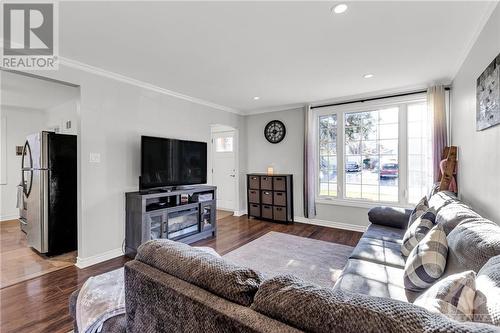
[315,94,432,207]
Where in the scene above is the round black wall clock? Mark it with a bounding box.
[264,120,286,144]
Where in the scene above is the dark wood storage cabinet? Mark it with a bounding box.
[247,174,293,223]
[125,185,217,257]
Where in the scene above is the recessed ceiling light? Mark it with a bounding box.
[253,96,260,100]
[363,73,374,79]
[332,3,348,14]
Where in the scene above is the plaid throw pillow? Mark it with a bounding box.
[414,271,476,322]
[427,183,441,199]
[408,196,429,227]
[401,208,437,257]
[474,255,500,325]
[404,224,448,291]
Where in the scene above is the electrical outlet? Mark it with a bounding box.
[89,152,101,163]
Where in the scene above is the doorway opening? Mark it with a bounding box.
[210,125,239,217]
[0,70,81,288]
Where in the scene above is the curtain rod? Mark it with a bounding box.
[310,87,451,110]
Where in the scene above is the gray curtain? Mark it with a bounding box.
[427,86,448,182]
[304,105,317,218]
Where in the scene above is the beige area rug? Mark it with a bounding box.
[223,231,354,288]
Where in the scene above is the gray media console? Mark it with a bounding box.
[125,185,217,257]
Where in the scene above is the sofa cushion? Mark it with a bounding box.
[435,201,481,235]
[135,239,263,306]
[367,206,412,229]
[401,208,437,257]
[409,196,429,226]
[447,218,500,273]
[414,271,477,322]
[363,224,406,244]
[252,274,498,333]
[428,191,458,212]
[474,255,500,326]
[334,258,419,302]
[349,238,406,268]
[404,224,448,291]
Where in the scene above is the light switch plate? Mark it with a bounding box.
[89,152,101,163]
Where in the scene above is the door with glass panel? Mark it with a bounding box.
[211,131,236,211]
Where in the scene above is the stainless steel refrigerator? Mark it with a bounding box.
[21,131,77,255]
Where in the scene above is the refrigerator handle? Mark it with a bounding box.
[21,140,33,197]
[21,141,32,169]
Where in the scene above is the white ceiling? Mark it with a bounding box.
[58,1,495,114]
[1,71,79,111]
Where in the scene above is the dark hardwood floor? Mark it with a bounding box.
[0,215,362,333]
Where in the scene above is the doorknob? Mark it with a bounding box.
[230,174,236,177]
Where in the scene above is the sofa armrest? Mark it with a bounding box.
[135,239,263,306]
[367,206,412,229]
[125,260,301,333]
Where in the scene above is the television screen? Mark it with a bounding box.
[140,136,207,189]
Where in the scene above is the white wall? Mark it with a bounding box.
[31,65,247,264]
[46,99,79,135]
[246,108,304,217]
[451,3,500,225]
[0,107,47,220]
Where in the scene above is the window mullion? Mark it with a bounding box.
[399,104,408,205]
[338,111,345,199]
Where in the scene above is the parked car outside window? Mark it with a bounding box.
[345,161,361,173]
[380,162,399,179]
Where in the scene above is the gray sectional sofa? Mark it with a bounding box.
[70,191,500,332]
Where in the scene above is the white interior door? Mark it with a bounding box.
[212,131,236,211]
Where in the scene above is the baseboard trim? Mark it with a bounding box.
[76,248,124,269]
[294,216,367,233]
[1,214,19,222]
[233,209,247,217]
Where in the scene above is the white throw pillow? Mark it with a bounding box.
[414,271,476,321]
[474,255,500,325]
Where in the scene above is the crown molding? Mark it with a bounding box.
[451,1,498,81]
[1,104,47,113]
[58,57,242,115]
[242,103,306,116]
[242,82,453,116]
[309,83,445,109]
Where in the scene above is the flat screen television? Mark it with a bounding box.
[140,136,207,190]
